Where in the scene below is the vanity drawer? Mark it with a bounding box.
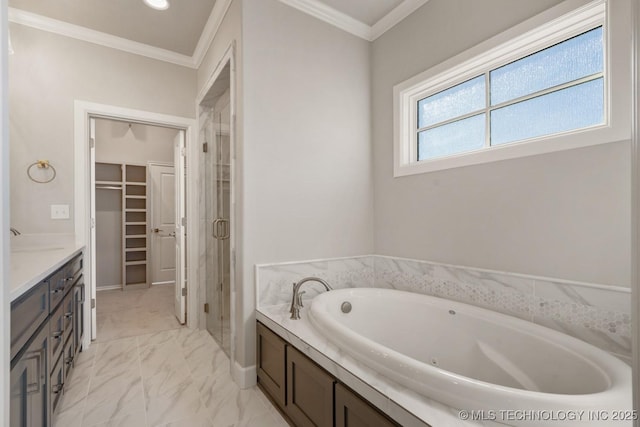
[49,256,82,311]
[10,280,49,361]
[48,270,66,311]
[49,303,65,370]
[64,255,82,278]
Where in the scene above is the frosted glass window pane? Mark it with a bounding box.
[418,114,485,160]
[491,78,603,146]
[490,27,602,105]
[418,76,485,128]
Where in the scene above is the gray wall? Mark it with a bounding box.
[95,119,178,165]
[9,23,196,234]
[371,0,631,287]
[241,0,374,366]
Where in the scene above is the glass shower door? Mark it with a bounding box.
[205,100,231,356]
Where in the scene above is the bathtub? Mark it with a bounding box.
[308,288,632,427]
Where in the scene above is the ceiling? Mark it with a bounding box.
[320,0,403,26]
[8,0,216,56]
[7,0,428,66]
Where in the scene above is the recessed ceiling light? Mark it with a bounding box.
[143,0,169,11]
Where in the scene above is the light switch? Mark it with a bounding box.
[51,204,70,219]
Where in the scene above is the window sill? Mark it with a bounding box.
[393,124,630,177]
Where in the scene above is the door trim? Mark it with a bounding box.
[74,101,198,349]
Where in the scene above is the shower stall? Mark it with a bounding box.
[201,63,232,356]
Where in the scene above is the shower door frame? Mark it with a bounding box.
[196,42,237,374]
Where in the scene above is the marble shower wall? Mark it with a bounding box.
[257,255,631,361]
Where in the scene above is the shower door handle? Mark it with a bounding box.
[212,219,230,240]
[220,219,230,240]
[212,219,220,239]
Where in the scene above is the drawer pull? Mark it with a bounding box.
[52,332,63,340]
[52,384,63,394]
[65,357,74,365]
[66,277,74,282]
[51,288,64,295]
[64,312,73,319]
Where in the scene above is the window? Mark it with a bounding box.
[394,0,631,176]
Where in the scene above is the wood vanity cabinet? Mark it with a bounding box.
[256,321,400,427]
[10,253,84,427]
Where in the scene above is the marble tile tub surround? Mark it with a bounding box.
[256,255,631,361]
[255,255,374,307]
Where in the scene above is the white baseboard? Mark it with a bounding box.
[232,361,256,389]
[151,281,175,286]
[96,285,121,291]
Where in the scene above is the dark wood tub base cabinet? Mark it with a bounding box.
[256,321,399,427]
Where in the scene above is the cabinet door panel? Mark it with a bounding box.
[49,304,64,372]
[10,356,29,427]
[10,321,49,427]
[256,322,286,408]
[286,346,334,427]
[62,293,74,345]
[73,283,85,355]
[335,383,399,427]
[63,335,75,379]
[50,356,64,416]
[30,325,49,427]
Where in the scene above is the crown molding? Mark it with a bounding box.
[192,0,233,68]
[371,0,430,40]
[8,7,196,68]
[9,0,428,69]
[277,0,430,42]
[278,0,371,40]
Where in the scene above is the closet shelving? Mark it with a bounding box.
[123,164,148,288]
[95,162,149,290]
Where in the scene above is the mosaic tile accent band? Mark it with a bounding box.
[256,255,631,361]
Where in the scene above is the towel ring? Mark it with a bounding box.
[27,160,57,184]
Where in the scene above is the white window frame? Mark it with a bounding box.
[393,0,631,177]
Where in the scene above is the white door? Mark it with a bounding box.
[174,131,187,324]
[149,164,176,285]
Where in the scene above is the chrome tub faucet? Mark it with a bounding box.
[289,277,332,320]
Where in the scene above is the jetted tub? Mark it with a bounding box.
[308,288,632,427]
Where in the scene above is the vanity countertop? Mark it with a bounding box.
[10,234,85,302]
[257,303,487,427]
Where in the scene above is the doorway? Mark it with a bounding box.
[91,117,187,341]
[201,62,233,356]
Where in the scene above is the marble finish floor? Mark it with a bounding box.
[95,285,181,342]
[55,286,288,426]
